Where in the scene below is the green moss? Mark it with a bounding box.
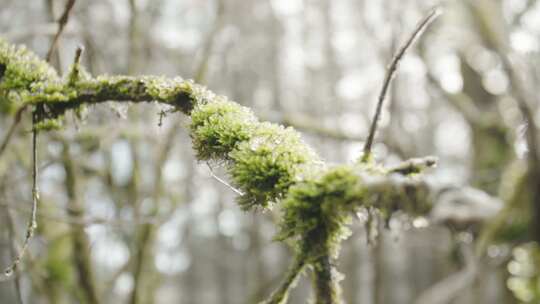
[189,99,321,210]
[277,166,364,258]
[0,38,59,112]
[229,123,320,210]
[190,98,258,160]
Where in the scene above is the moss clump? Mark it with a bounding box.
[230,123,320,210]
[0,38,60,113]
[190,98,258,160]
[277,166,364,258]
[189,99,321,210]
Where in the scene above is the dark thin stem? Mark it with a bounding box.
[46,0,77,62]
[0,105,27,160]
[361,7,441,162]
[1,0,76,280]
[2,109,39,278]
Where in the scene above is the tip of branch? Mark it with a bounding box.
[74,45,85,64]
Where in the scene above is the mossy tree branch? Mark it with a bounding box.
[0,34,498,304]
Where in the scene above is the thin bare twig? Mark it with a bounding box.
[3,110,40,278]
[361,7,441,162]
[2,0,77,280]
[206,163,244,196]
[46,0,77,62]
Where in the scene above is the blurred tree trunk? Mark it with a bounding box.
[61,142,100,304]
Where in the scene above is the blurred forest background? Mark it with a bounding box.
[1,0,540,303]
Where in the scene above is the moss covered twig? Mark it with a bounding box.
[0,33,505,304]
[312,254,342,304]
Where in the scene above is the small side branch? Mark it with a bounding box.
[261,254,306,304]
[387,156,438,175]
[361,7,441,162]
[207,163,244,196]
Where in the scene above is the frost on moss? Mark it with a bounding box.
[190,98,258,160]
[0,38,59,113]
[189,100,321,210]
[229,123,320,210]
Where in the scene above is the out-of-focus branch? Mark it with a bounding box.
[1,201,23,304]
[468,1,540,243]
[424,71,485,126]
[2,110,40,278]
[260,255,306,304]
[193,0,225,84]
[414,242,477,304]
[61,140,100,304]
[46,0,77,62]
[128,123,177,304]
[0,105,27,160]
[362,7,441,162]
[129,2,226,303]
[0,202,168,226]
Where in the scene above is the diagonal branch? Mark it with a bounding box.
[361,7,441,162]
[46,0,77,62]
